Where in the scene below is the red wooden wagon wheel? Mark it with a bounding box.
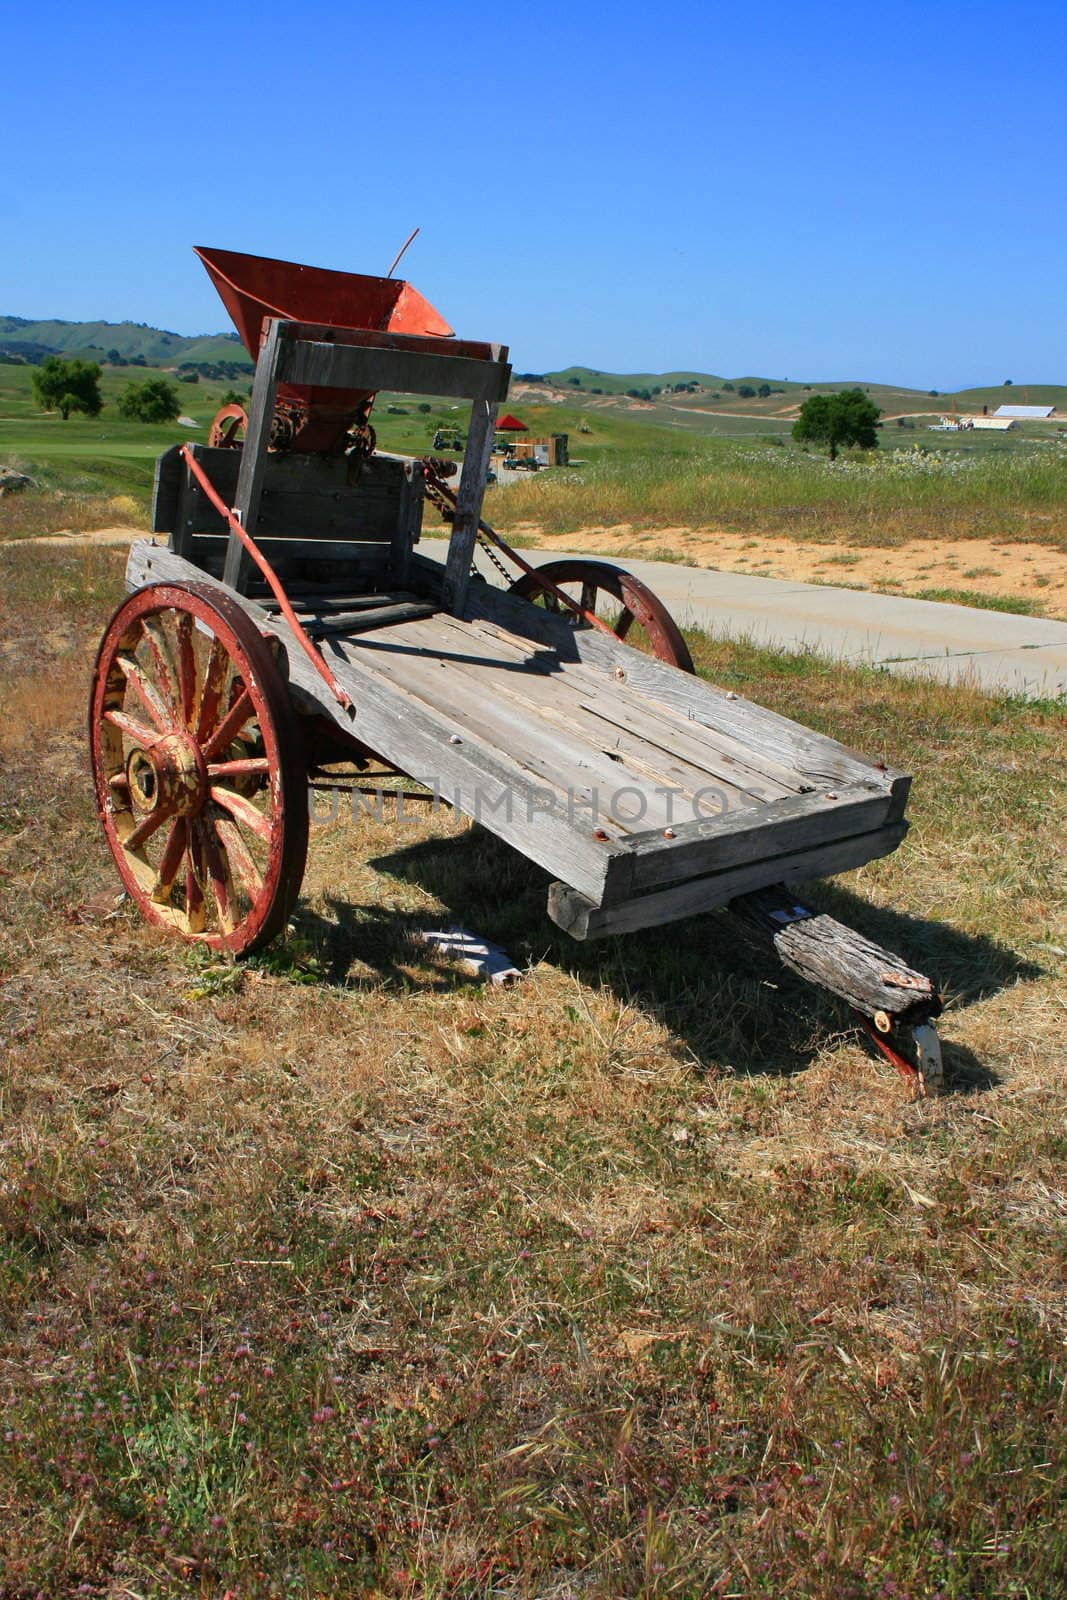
[509,558,695,673]
[89,582,308,955]
[207,403,248,448]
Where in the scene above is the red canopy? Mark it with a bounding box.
[496,413,528,431]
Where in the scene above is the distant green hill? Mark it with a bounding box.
[543,366,934,400]
[544,367,729,395]
[0,315,250,368]
[1,322,1062,420]
[535,366,1066,422]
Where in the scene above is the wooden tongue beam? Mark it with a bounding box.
[728,885,944,1096]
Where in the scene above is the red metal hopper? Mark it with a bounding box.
[195,245,455,453]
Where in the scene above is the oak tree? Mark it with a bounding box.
[792,388,881,460]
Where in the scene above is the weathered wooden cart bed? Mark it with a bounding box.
[126,538,908,941]
[90,246,944,1094]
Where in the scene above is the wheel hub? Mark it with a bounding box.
[126,732,207,818]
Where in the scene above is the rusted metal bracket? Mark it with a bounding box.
[855,1011,945,1098]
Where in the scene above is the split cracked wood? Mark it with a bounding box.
[727,885,941,1024]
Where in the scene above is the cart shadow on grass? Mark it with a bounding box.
[290,827,1043,1094]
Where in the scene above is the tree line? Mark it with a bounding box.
[30,357,182,422]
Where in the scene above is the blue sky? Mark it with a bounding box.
[1,0,1064,387]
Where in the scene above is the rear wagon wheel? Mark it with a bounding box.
[509,558,695,672]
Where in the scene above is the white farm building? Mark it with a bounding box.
[962,415,1017,430]
[994,404,1055,419]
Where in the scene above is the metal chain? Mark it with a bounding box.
[475,531,512,583]
[419,457,510,581]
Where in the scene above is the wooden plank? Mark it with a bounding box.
[305,601,437,636]
[185,534,394,568]
[547,824,908,940]
[728,886,940,1024]
[225,319,283,592]
[341,612,894,894]
[279,338,511,404]
[613,790,896,896]
[402,612,767,821]
[464,581,909,810]
[124,542,621,902]
[335,626,681,835]
[175,446,411,543]
[576,689,803,802]
[268,320,507,366]
[171,468,199,560]
[436,611,825,802]
[262,589,425,615]
[151,445,183,534]
[392,459,424,586]
[443,401,498,616]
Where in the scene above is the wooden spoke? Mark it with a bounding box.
[203,687,254,761]
[140,615,180,720]
[209,784,272,842]
[214,814,264,900]
[174,610,196,727]
[124,807,169,854]
[197,818,237,933]
[207,757,270,780]
[151,818,188,904]
[117,654,171,732]
[196,635,230,742]
[104,707,160,748]
[186,825,207,933]
[615,608,636,641]
[580,580,598,615]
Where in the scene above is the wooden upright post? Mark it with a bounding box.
[442,400,498,616]
[224,319,284,593]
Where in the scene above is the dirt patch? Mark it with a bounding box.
[13,522,1065,618]
[534,525,1067,617]
[13,524,143,548]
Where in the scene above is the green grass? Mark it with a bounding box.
[0,360,250,501]
[0,541,1065,1596]
[915,588,1046,615]
[4,353,1065,550]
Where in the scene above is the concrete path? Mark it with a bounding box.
[23,526,1064,698]
[424,538,1067,700]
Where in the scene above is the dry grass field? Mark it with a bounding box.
[1,542,1065,1598]
[485,443,1067,556]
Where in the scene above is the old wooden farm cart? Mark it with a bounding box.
[89,247,944,1094]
